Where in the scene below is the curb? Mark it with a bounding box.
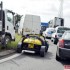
[0,49,16,58]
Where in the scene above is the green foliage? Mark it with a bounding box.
[15,14,22,25]
[6,33,22,49]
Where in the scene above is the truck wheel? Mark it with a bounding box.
[5,35,11,45]
[40,46,45,57]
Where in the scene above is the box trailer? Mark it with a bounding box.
[48,17,64,28]
[20,14,41,36]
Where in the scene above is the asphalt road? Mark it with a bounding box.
[0,39,70,70]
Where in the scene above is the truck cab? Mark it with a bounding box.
[0,2,15,47]
[4,10,15,41]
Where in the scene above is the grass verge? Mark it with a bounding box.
[6,33,22,49]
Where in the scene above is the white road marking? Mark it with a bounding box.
[0,50,35,63]
[0,53,21,63]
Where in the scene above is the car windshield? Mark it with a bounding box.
[62,32,70,40]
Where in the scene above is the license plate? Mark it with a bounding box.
[28,44,34,48]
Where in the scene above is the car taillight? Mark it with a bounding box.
[59,39,64,48]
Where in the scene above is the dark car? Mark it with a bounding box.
[16,35,49,57]
[56,31,70,60]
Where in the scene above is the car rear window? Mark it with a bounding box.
[62,32,70,39]
[57,28,70,33]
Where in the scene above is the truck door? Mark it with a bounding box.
[5,10,15,40]
[32,16,41,34]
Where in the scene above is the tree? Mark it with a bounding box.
[15,14,22,32]
[15,14,22,25]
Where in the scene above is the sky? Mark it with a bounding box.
[0,0,70,27]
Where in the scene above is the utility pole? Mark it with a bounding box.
[58,0,64,18]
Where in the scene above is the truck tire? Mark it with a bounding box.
[40,46,45,57]
[5,35,11,45]
[1,35,11,49]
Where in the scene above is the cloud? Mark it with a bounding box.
[1,0,70,25]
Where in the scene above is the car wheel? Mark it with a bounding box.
[16,44,22,53]
[45,41,48,52]
[40,46,45,57]
[56,54,61,61]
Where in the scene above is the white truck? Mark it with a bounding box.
[49,17,64,28]
[19,14,41,36]
[0,2,15,47]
